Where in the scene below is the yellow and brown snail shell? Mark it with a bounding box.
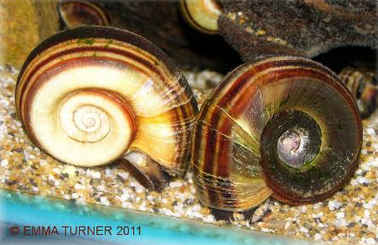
[192,56,362,211]
[15,26,198,190]
[339,67,377,118]
[179,0,222,34]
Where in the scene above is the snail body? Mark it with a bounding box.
[16,26,198,190]
[192,56,362,211]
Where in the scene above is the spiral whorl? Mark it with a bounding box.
[16,26,198,179]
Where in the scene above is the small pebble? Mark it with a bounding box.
[62,165,76,176]
[357,176,369,184]
[367,128,375,136]
[86,169,101,179]
[328,200,342,211]
[336,212,345,219]
[1,159,8,167]
[120,193,130,201]
[100,197,110,206]
[367,238,375,244]
[314,233,322,240]
[300,227,309,233]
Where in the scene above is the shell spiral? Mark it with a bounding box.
[16,26,198,177]
[192,56,362,211]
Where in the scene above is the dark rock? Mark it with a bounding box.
[218,0,378,62]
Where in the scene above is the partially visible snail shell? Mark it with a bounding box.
[339,67,377,118]
[16,26,198,190]
[58,0,111,28]
[179,0,222,34]
[192,56,362,211]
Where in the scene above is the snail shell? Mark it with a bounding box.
[16,26,198,190]
[58,0,111,28]
[179,0,222,34]
[192,56,362,211]
[339,67,377,118]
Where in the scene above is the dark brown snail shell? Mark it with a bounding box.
[58,0,111,28]
[192,56,362,211]
[15,26,198,191]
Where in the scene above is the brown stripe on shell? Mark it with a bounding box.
[17,41,187,116]
[17,26,190,89]
[17,49,152,123]
[16,26,194,107]
[17,46,162,130]
[17,37,194,119]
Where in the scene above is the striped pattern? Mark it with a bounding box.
[192,56,362,211]
[58,0,111,28]
[339,67,376,98]
[16,26,198,175]
[339,67,377,118]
